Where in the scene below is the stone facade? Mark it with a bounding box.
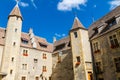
[0,2,120,80]
[51,17,93,80]
[89,6,120,80]
[0,4,52,80]
[52,49,74,80]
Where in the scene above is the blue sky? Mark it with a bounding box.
[0,0,120,43]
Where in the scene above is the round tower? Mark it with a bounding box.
[1,2,23,80]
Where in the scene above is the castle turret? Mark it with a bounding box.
[1,3,23,80]
[70,17,93,80]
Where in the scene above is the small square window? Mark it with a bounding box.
[34,59,38,63]
[74,32,78,38]
[15,28,17,32]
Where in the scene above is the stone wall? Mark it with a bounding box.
[51,49,74,80]
[91,28,120,80]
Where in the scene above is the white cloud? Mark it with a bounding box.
[109,0,120,10]
[31,0,37,9]
[55,33,66,37]
[93,5,96,8]
[57,0,87,11]
[19,2,29,7]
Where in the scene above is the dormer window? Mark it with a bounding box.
[39,42,47,48]
[54,43,65,51]
[106,17,116,28]
[21,38,28,44]
[93,27,98,34]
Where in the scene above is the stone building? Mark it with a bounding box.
[1,1,120,80]
[89,6,120,80]
[0,3,52,80]
[51,17,93,80]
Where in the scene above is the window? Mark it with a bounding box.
[39,43,47,48]
[58,52,62,63]
[23,49,28,56]
[21,76,26,80]
[16,17,19,20]
[68,42,71,47]
[22,64,27,70]
[54,43,65,51]
[10,70,13,74]
[15,28,17,32]
[43,53,47,59]
[109,35,119,49]
[21,38,28,44]
[42,66,47,72]
[96,62,102,74]
[75,56,80,66]
[11,57,14,62]
[13,42,16,46]
[93,42,100,53]
[34,59,38,63]
[114,57,120,72]
[35,77,39,80]
[74,32,78,38]
[76,56,80,62]
[106,18,116,28]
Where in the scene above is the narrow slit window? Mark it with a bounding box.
[11,57,14,62]
[13,42,16,46]
[74,32,78,38]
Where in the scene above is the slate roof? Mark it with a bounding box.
[88,6,120,40]
[53,36,71,53]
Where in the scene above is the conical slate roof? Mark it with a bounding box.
[71,17,85,30]
[8,4,23,20]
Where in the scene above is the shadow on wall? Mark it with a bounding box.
[51,50,74,80]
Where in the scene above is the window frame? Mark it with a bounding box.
[109,34,119,49]
[114,57,120,72]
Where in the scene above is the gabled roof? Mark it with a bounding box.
[8,4,23,20]
[71,17,86,30]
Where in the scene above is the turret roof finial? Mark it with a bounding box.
[8,0,23,20]
[16,0,19,6]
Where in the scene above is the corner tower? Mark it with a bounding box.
[70,17,93,80]
[1,3,23,80]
